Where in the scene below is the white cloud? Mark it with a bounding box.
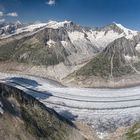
[0,11,3,17]
[0,18,5,22]
[0,11,18,17]
[46,0,55,6]
[7,12,18,17]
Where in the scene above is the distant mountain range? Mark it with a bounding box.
[0,20,140,88]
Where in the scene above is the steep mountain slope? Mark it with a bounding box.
[83,22,138,49]
[64,35,140,87]
[0,83,86,140]
[0,21,140,87]
[0,21,99,65]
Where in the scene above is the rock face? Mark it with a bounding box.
[0,83,86,140]
[65,34,140,87]
[0,21,140,87]
[0,21,98,65]
[0,21,22,36]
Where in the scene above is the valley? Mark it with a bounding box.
[1,20,140,139]
[1,72,140,139]
[1,0,140,139]
[0,21,140,88]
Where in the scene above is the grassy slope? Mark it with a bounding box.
[126,123,140,140]
[75,54,134,79]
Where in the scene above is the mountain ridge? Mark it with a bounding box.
[0,20,140,88]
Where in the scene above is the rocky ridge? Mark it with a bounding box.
[0,21,140,87]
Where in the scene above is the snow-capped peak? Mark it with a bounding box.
[12,23,47,34]
[113,22,138,35]
[46,20,72,29]
[0,22,48,39]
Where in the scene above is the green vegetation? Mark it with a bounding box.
[75,53,134,79]
[76,55,111,78]
[126,123,140,140]
[0,41,17,61]
[21,105,69,140]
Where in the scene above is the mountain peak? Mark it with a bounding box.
[112,22,137,35]
[46,20,73,29]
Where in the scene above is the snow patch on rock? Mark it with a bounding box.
[47,39,56,48]
[61,41,68,47]
[0,101,4,114]
[124,55,139,62]
[96,132,107,140]
[136,43,140,52]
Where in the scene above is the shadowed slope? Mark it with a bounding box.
[0,83,86,140]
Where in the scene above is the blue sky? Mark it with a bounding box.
[0,0,140,30]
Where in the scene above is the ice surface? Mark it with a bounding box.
[1,72,140,132]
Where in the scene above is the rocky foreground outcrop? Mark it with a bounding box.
[0,83,86,140]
